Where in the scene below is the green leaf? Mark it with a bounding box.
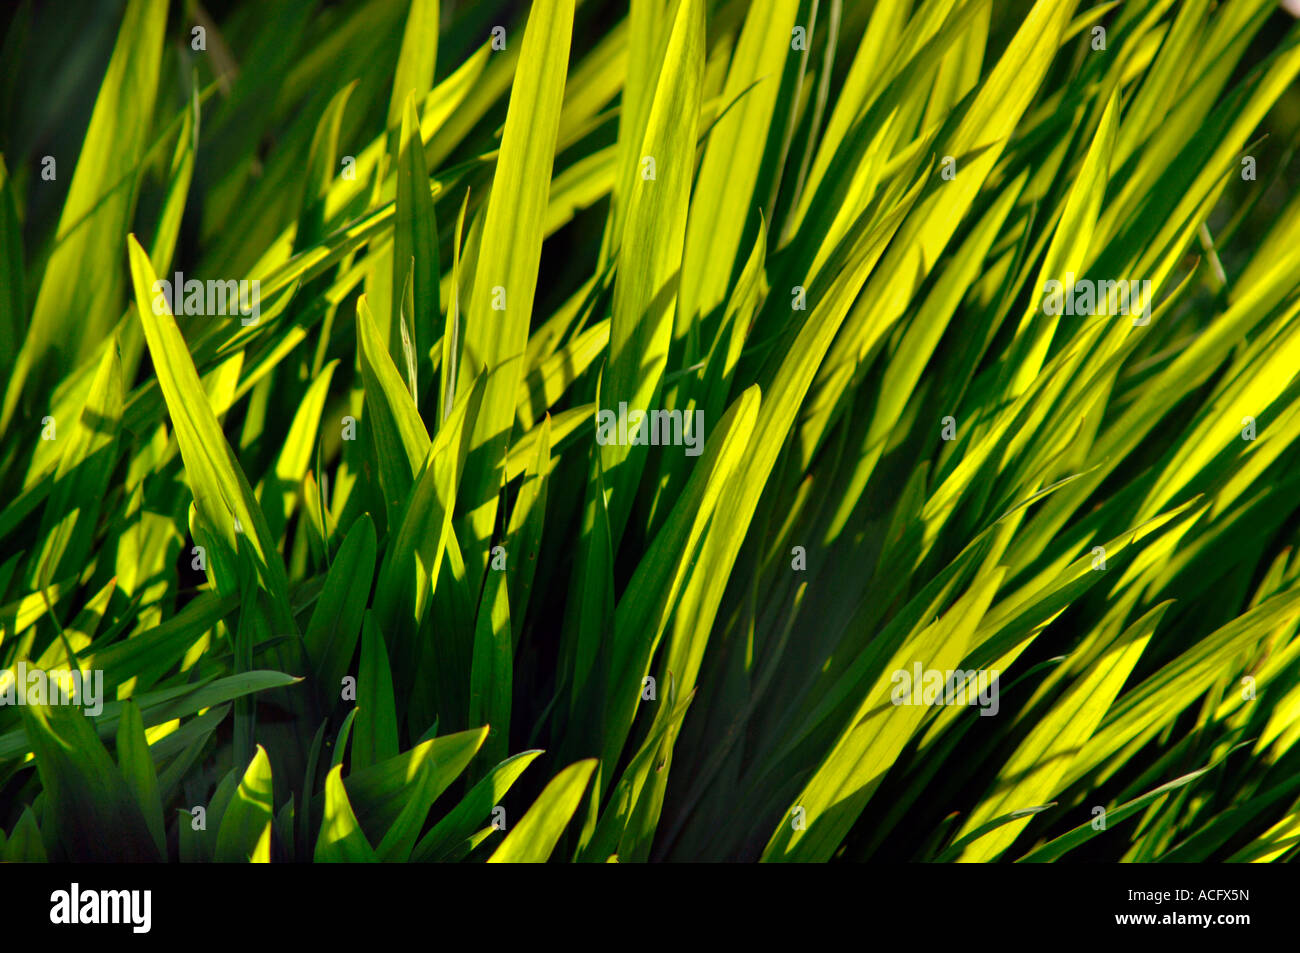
[469,569,512,775]
[356,293,432,526]
[0,156,25,380]
[387,0,439,144]
[599,0,704,542]
[2,0,167,432]
[1018,749,1241,863]
[126,235,296,636]
[115,699,166,857]
[315,764,378,862]
[304,513,376,708]
[506,413,551,644]
[29,333,123,590]
[457,0,575,572]
[296,82,356,253]
[0,670,301,762]
[352,612,400,771]
[488,758,597,863]
[413,749,542,861]
[678,0,796,333]
[19,701,160,861]
[343,727,488,840]
[392,92,440,387]
[215,745,275,862]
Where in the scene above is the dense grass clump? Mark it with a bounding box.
[1,0,1300,863]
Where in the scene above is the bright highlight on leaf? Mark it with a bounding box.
[1,0,1299,870]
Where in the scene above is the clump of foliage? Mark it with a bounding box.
[2,0,1300,862]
